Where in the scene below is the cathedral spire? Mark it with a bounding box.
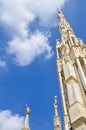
[56,11,86,130]
[53,96,62,130]
[22,106,30,130]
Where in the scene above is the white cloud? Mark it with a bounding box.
[0,110,24,130]
[0,0,69,66]
[0,0,35,38]
[0,61,6,68]
[7,32,53,66]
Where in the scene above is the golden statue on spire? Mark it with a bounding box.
[26,106,30,114]
[22,106,30,130]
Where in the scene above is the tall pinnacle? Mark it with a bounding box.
[22,106,30,130]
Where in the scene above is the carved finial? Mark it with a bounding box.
[54,96,58,116]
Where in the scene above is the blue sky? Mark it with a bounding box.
[0,0,86,130]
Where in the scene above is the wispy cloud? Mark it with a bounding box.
[0,0,69,66]
[0,110,24,130]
